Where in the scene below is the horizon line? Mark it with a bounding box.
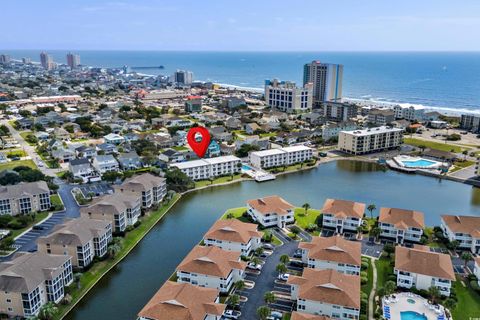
[1,49,480,53]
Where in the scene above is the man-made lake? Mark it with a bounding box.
[65,160,480,320]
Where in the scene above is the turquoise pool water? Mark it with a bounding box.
[402,159,436,167]
[242,164,253,171]
[401,311,428,320]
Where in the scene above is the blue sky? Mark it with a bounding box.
[2,0,480,51]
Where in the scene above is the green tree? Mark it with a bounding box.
[256,306,271,320]
[428,286,441,304]
[367,204,376,219]
[279,254,290,264]
[302,203,311,215]
[38,302,58,320]
[227,294,240,307]
[234,280,245,291]
[74,273,82,289]
[102,171,122,183]
[255,247,264,256]
[461,251,473,268]
[165,168,194,193]
[108,243,121,259]
[264,291,275,304]
[276,263,287,275]
[444,298,456,311]
[384,280,397,296]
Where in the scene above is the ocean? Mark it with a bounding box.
[3,50,480,114]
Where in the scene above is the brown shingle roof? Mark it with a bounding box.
[395,246,455,280]
[379,207,425,230]
[441,215,480,238]
[287,268,360,309]
[299,235,361,266]
[116,173,166,193]
[204,219,262,244]
[291,312,331,320]
[176,246,246,278]
[321,199,365,219]
[138,282,226,320]
[247,195,294,216]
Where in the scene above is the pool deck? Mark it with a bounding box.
[383,293,446,320]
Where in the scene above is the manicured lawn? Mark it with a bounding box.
[0,159,37,171]
[195,174,243,188]
[404,137,469,153]
[50,194,64,211]
[5,149,27,157]
[449,160,475,173]
[11,211,50,239]
[451,277,480,319]
[259,132,276,138]
[19,131,36,145]
[294,207,321,230]
[361,256,374,318]
[375,257,393,291]
[171,146,189,151]
[55,194,181,320]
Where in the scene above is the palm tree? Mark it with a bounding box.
[262,230,272,242]
[462,150,468,160]
[444,298,456,311]
[276,263,287,275]
[461,252,473,269]
[419,144,426,154]
[367,204,376,219]
[449,240,460,252]
[264,291,276,304]
[257,306,271,320]
[255,247,264,256]
[279,254,290,264]
[428,286,441,304]
[108,243,121,259]
[251,257,261,265]
[74,273,82,289]
[370,227,381,241]
[302,203,311,215]
[234,280,245,291]
[38,302,58,320]
[227,294,240,307]
[384,280,397,296]
[356,225,363,239]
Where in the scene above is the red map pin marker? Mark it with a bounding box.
[187,126,211,158]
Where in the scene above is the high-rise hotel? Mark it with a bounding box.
[40,51,54,70]
[303,60,343,106]
[66,52,81,69]
[264,79,313,113]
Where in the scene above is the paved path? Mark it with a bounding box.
[368,257,377,320]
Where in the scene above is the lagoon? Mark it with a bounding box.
[65,160,480,320]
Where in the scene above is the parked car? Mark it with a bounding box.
[319,152,328,157]
[11,156,20,161]
[32,225,45,231]
[223,310,241,319]
[267,311,283,319]
[262,243,274,250]
[247,262,262,270]
[293,249,302,258]
[277,273,290,281]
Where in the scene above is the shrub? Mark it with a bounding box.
[360,271,368,278]
[388,274,397,282]
[361,276,368,285]
[133,221,142,228]
[7,220,24,229]
[361,261,369,270]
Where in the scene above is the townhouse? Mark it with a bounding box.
[92,154,119,174]
[0,181,50,216]
[203,219,262,256]
[249,146,313,169]
[299,235,361,275]
[69,158,100,183]
[247,195,295,228]
[379,207,425,244]
[37,217,112,268]
[440,215,480,254]
[114,173,167,209]
[321,199,365,234]
[338,126,403,155]
[288,268,360,320]
[137,282,226,320]
[0,252,73,318]
[395,245,455,296]
[176,245,246,293]
[170,155,241,181]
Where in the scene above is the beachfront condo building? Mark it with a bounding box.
[288,268,360,320]
[66,52,80,69]
[173,69,193,85]
[0,181,51,216]
[247,195,295,228]
[249,145,313,169]
[461,114,480,133]
[303,60,343,106]
[40,51,54,70]
[321,198,365,234]
[367,108,395,126]
[322,102,359,122]
[0,252,73,318]
[299,235,361,275]
[170,155,241,181]
[203,219,262,256]
[37,217,112,268]
[393,105,426,122]
[338,126,403,155]
[175,245,246,293]
[440,215,480,254]
[264,79,313,113]
[137,282,226,320]
[378,207,425,244]
[395,245,455,296]
[114,173,167,209]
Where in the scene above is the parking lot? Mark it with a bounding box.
[78,182,114,198]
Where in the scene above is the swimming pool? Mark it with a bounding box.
[242,164,253,171]
[401,159,436,168]
[400,311,428,320]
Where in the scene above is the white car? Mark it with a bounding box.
[223,310,241,319]
[277,273,290,281]
[267,311,283,320]
[247,262,262,270]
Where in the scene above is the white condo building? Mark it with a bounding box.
[395,245,455,296]
[338,126,403,155]
[440,215,480,254]
[249,145,313,169]
[378,207,425,244]
[264,79,313,113]
[393,105,425,121]
[321,199,365,234]
[303,61,343,106]
[247,195,294,228]
[170,155,241,181]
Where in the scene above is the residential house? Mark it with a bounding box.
[37,217,112,268]
[51,147,75,163]
[69,158,100,183]
[16,118,33,130]
[92,155,119,174]
[176,245,246,293]
[75,145,97,159]
[395,245,455,296]
[103,133,125,145]
[114,173,167,209]
[209,127,232,142]
[53,127,70,141]
[0,252,73,318]
[96,143,118,155]
[322,122,357,141]
[299,235,361,275]
[440,215,480,254]
[321,199,365,234]
[160,149,185,163]
[225,117,242,130]
[185,96,202,113]
[287,268,360,320]
[247,195,294,228]
[137,282,226,320]
[203,219,262,256]
[206,140,221,158]
[117,151,143,170]
[245,123,260,135]
[379,207,425,244]
[0,181,50,215]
